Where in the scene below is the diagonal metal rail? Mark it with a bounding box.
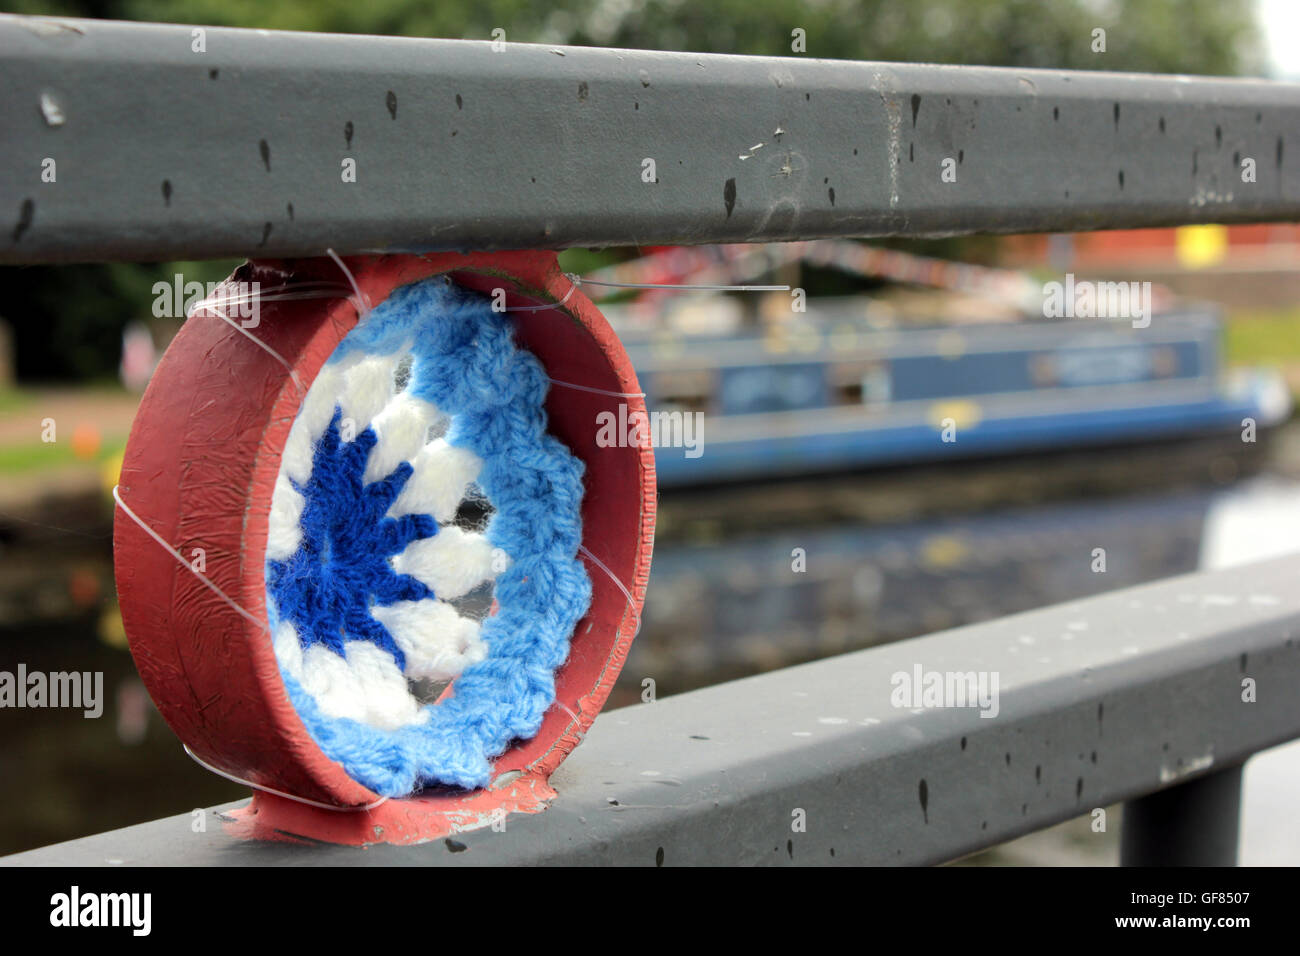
[2,13,1299,264]
[6,552,1298,866]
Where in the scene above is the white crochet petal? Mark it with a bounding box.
[299,641,426,730]
[363,394,442,485]
[337,353,401,438]
[281,417,315,486]
[270,332,516,736]
[266,474,305,561]
[299,362,344,442]
[389,439,483,522]
[371,599,487,681]
[392,526,497,599]
[273,620,304,681]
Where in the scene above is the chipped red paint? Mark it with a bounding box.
[225,774,560,847]
[114,251,656,845]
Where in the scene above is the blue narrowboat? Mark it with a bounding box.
[616,299,1292,486]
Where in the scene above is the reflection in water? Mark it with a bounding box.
[635,488,1212,692]
[627,427,1300,699]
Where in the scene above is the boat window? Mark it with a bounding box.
[1151,346,1178,378]
[828,360,891,407]
[650,368,715,415]
[719,364,829,414]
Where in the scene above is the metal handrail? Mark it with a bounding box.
[3,13,1299,264]
[6,553,1298,865]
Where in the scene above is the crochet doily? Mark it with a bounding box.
[265,276,591,795]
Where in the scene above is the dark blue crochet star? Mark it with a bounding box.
[267,408,438,670]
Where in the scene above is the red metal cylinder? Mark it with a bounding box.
[113,251,656,844]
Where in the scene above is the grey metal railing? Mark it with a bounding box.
[3,13,1300,264]
[6,552,1299,865]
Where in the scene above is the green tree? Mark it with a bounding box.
[6,0,1265,75]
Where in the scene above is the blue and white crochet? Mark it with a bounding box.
[264,276,591,796]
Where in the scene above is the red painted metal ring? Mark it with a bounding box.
[113,251,655,842]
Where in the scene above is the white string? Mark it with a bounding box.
[551,698,587,742]
[115,484,389,811]
[579,544,643,639]
[189,264,777,400]
[547,380,645,398]
[113,485,264,631]
[183,744,389,812]
[325,247,372,320]
[502,280,579,312]
[186,252,380,397]
[506,272,788,309]
[188,266,781,321]
[190,281,353,310]
[186,297,306,397]
[546,543,646,741]
[467,273,646,397]
[568,274,790,293]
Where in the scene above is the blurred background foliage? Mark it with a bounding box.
[0,0,1265,381]
[6,0,1264,74]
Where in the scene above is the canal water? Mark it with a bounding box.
[1,421,1298,857]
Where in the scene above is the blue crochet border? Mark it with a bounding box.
[269,276,591,795]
